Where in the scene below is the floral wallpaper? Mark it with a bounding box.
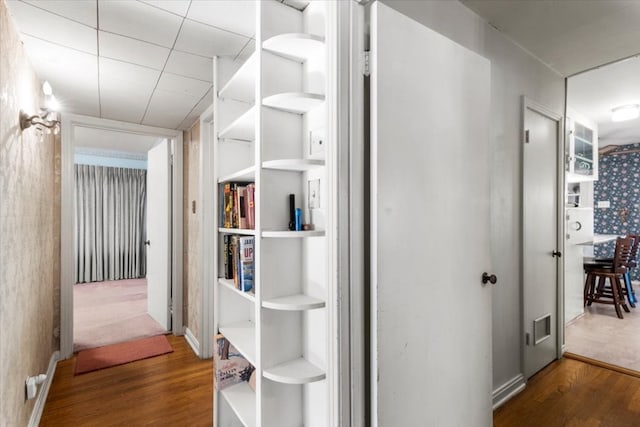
[594,142,640,280]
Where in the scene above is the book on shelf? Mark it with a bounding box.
[223,235,233,280]
[236,185,248,229]
[221,181,255,230]
[222,235,255,293]
[238,236,254,292]
[246,183,255,230]
[214,334,255,391]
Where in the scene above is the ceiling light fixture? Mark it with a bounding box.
[19,81,61,132]
[611,104,640,122]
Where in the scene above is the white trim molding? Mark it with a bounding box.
[28,351,60,427]
[60,113,184,359]
[492,374,526,410]
[184,327,200,357]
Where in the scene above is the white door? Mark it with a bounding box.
[523,101,561,378]
[147,138,171,330]
[370,3,493,426]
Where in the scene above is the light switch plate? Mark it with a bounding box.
[597,201,610,208]
[308,179,320,209]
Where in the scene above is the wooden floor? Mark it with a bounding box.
[41,335,213,426]
[494,357,640,427]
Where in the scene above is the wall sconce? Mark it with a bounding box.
[19,81,60,132]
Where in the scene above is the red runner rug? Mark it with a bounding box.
[75,335,173,375]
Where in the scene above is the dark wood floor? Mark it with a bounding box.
[41,335,213,426]
[494,357,640,427]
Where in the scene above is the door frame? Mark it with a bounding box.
[520,96,565,378]
[60,113,184,359]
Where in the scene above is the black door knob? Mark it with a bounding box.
[482,272,497,284]
[552,250,562,258]
[144,240,151,246]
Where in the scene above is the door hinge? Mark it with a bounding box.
[170,154,174,165]
[363,50,370,77]
[525,129,530,143]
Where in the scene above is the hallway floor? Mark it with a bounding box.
[41,335,212,426]
[494,357,640,426]
[565,281,640,373]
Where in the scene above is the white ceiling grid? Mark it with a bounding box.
[6,0,261,130]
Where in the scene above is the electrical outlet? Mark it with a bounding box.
[308,179,320,209]
[309,128,325,156]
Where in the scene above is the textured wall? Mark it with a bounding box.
[594,143,640,280]
[183,120,201,344]
[0,0,59,424]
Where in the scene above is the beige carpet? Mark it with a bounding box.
[565,281,640,372]
[73,278,166,352]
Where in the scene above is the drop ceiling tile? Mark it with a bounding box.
[99,31,170,70]
[156,73,211,99]
[100,92,150,124]
[99,57,160,96]
[165,50,212,82]
[98,0,183,48]
[143,89,199,129]
[22,0,97,28]
[20,35,99,115]
[174,19,250,58]
[140,0,191,17]
[6,1,97,54]
[187,0,255,37]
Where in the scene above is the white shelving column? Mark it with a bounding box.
[213,1,331,426]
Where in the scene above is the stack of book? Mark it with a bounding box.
[223,182,255,229]
[223,235,254,292]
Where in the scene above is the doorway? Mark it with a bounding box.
[60,114,184,359]
[563,56,640,372]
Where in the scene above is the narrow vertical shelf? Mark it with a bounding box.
[220,382,256,427]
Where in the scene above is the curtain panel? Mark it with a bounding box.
[75,164,147,283]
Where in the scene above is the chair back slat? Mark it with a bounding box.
[613,236,634,273]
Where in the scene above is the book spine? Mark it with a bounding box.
[237,186,247,229]
[224,235,232,279]
[239,236,254,292]
[223,183,232,229]
[247,183,255,230]
[232,236,239,288]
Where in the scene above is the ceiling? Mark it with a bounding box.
[461,0,640,146]
[462,0,640,77]
[568,56,640,146]
[74,126,160,156]
[5,0,262,130]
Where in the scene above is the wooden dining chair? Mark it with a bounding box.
[583,236,634,319]
[585,233,639,307]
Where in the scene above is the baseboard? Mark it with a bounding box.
[492,373,526,410]
[184,327,200,357]
[28,351,60,427]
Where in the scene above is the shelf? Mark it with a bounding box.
[263,93,324,114]
[262,159,324,172]
[219,107,255,142]
[262,230,325,238]
[219,321,256,365]
[574,135,593,146]
[220,382,256,427]
[219,54,256,102]
[218,166,256,183]
[219,278,256,303]
[219,228,256,236]
[262,293,325,311]
[263,33,325,62]
[263,358,326,385]
[574,155,593,163]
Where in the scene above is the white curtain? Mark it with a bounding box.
[75,164,147,283]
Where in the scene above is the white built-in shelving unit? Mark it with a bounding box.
[212,1,331,426]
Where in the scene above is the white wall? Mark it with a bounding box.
[381,0,565,398]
